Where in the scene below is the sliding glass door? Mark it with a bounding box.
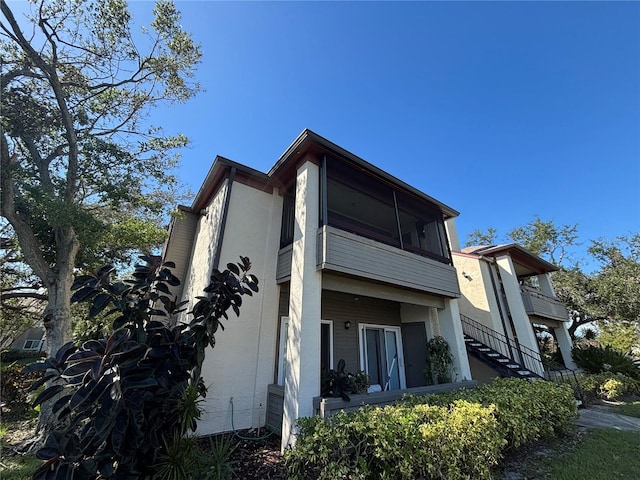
[359,324,406,391]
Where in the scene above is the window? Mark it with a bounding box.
[23,339,41,350]
[324,156,450,263]
[320,320,334,372]
[277,317,289,386]
[359,324,406,391]
[280,188,296,247]
[277,318,334,386]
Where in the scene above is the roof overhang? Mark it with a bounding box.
[463,244,558,277]
[269,129,460,219]
[189,129,460,219]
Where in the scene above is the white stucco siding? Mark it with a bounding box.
[452,254,492,324]
[178,180,229,322]
[437,299,472,381]
[452,254,508,337]
[495,255,544,375]
[445,218,461,252]
[196,182,282,436]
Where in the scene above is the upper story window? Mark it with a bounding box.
[325,156,451,264]
[279,155,452,264]
[280,186,295,248]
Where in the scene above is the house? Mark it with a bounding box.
[161,129,578,451]
[161,129,475,450]
[4,326,46,352]
[450,243,577,383]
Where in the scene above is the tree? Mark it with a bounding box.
[1,0,201,362]
[508,217,578,265]
[465,227,497,247]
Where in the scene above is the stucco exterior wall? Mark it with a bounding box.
[452,254,492,325]
[178,180,229,322]
[196,182,282,436]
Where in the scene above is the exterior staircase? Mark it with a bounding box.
[464,335,542,379]
[460,315,544,380]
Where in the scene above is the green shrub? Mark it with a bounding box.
[285,378,577,479]
[0,363,42,418]
[284,401,503,480]
[572,345,640,379]
[408,377,577,448]
[0,349,46,363]
[576,372,640,401]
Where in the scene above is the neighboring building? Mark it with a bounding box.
[451,243,577,383]
[162,129,474,450]
[6,326,46,351]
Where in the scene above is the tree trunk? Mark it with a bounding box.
[42,278,74,358]
[36,228,78,435]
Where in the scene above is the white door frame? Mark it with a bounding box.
[358,323,407,390]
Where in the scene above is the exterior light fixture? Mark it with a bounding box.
[344,321,351,330]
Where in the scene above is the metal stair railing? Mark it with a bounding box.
[460,314,543,376]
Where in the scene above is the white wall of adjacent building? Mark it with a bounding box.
[193,181,282,436]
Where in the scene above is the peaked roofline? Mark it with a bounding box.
[462,243,558,275]
[189,129,460,218]
[270,129,459,218]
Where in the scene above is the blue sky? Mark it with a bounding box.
[10,0,640,267]
[145,0,638,266]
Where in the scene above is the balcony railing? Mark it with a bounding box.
[520,286,569,322]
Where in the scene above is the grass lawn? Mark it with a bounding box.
[548,429,640,480]
[613,401,640,419]
[1,420,40,480]
[0,453,41,480]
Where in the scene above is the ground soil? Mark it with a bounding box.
[225,430,285,480]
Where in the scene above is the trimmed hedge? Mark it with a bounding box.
[420,377,578,448]
[576,372,640,401]
[0,349,46,363]
[284,378,577,480]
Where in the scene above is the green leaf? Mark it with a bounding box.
[89,293,112,318]
[32,384,65,407]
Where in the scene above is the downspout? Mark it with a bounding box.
[211,167,237,271]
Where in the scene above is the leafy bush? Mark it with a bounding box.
[285,378,577,479]
[576,372,640,401]
[285,401,503,480]
[0,363,42,418]
[572,344,640,380]
[411,377,577,448]
[1,349,46,363]
[424,336,453,385]
[26,257,258,480]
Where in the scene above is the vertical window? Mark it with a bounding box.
[277,317,289,386]
[359,324,406,391]
[320,320,334,372]
[280,188,295,247]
